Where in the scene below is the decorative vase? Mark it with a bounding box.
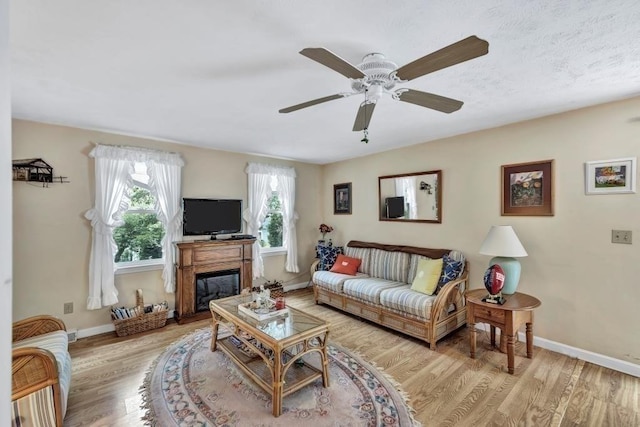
[327,239,333,247]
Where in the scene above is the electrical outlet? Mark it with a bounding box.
[63,302,73,314]
[612,230,632,244]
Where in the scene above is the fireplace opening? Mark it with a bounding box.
[195,269,240,312]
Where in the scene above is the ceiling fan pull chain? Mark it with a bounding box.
[361,89,370,143]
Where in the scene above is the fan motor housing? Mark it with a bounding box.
[351,53,398,93]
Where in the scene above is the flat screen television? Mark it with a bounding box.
[182,198,243,237]
[385,196,405,219]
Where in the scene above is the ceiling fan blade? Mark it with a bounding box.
[395,35,489,81]
[353,102,376,131]
[279,94,346,113]
[395,89,463,113]
[300,48,366,79]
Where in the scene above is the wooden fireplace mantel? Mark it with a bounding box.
[174,238,255,324]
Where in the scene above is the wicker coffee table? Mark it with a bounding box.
[209,295,330,417]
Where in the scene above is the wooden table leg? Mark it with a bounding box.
[526,322,533,359]
[321,333,330,387]
[506,333,516,374]
[210,315,219,352]
[272,350,283,417]
[490,325,496,347]
[469,322,476,359]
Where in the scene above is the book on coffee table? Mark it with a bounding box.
[237,302,290,321]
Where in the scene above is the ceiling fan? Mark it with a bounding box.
[279,36,489,135]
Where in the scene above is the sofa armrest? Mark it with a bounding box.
[310,259,320,277]
[12,347,61,399]
[13,315,66,342]
[11,347,64,426]
[431,268,469,323]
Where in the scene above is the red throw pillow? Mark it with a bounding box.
[329,254,361,275]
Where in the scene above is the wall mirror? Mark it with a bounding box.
[378,170,442,223]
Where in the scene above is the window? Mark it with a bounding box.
[113,163,165,269]
[258,177,284,252]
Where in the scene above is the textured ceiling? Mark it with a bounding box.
[10,1,640,164]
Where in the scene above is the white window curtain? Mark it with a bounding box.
[276,172,299,273]
[244,163,298,278]
[85,144,183,309]
[243,163,272,279]
[395,177,418,219]
[147,158,183,293]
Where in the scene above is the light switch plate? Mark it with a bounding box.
[612,230,632,244]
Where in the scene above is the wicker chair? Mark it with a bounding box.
[12,315,71,427]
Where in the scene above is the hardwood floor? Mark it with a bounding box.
[66,289,639,426]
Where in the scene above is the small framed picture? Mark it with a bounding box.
[334,183,352,215]
[501,159,554,216]
[585,157,636,195]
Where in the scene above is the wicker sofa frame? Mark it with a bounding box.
[312,240,468,349]
[12,315,68,426]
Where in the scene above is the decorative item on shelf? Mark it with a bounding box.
[482,264,506,304]
[319,223,333,241]
[237,297,290,321]
[479,225,528,295]
[12,158,70,187]
[251,279,284,299]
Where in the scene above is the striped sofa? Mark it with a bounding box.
[12,315,71,427]
[312,240,468,349]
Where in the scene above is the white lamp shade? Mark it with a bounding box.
[479,225,528,258]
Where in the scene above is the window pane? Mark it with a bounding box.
[258,192,283,248]
[129,185,155,209]
[114,185,164,263]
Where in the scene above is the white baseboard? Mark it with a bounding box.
[283,281,311,292]
[474,323,639,378]
[76,309,176,340]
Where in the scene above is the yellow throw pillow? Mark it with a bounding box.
[410,258,443,295]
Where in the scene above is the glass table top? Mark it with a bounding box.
[210,294,327,341]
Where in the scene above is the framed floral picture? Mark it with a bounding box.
[584,157,636,195]
[334,183,352,214]
[501,160,554,216]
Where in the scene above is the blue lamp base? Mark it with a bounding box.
[489,256,521,295]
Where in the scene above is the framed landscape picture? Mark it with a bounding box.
[501,159,554,216]
[585,157,636,195]
[334,182,352,215]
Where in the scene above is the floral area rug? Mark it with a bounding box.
[140,328,421,426]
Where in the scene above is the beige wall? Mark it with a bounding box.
[322,96,640,364]
[12,120,323,331]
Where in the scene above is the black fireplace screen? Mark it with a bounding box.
[195,269,240,312]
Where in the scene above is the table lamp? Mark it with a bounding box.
[479,225,528,295]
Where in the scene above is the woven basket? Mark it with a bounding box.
[112,292,168,337]
[251,283,285,299]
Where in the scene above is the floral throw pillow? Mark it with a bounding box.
[317,245,344,271]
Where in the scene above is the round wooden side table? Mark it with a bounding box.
[465,289,541,374]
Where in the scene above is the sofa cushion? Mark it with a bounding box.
[407,254,432,284]
[12,330,72,416]
[317,245,344,271]
[329,254,361,275]
[313,270,370,293]
[344,246,371,274]
[369,249,410,283]
[438,254,464,284]
[379,285,437,320]
[410,258,443,295]
[343,277,406,305]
